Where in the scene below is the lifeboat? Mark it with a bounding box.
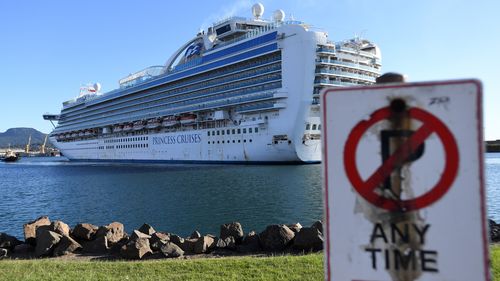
[179,113,197,125]
[113,125,123,133]
[71,132,78,138]
[133,121,145,131]
[162,116,179,127]
[146,118,161,129]
[84,130,92,136]
[122,123,133,132]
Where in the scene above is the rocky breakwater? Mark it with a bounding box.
[0,216,325,260]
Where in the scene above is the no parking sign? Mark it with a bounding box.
[321,80,489,281]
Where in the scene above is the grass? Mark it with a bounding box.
[0,254,324,281]
[1,246,500,281]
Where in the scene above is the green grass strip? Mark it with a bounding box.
[1,246,500,281]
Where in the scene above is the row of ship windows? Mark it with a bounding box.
[62,52,282,117]
[99,143,150,149]
[208,139,253,144]
[208,127,259,136]
[306,124,321,131]
[104,136,149,143]
[59,81,282,131]
[64,63,281,124]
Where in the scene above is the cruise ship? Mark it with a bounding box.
[43,4,381,163]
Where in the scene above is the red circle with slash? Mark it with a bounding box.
[343,106,459,211]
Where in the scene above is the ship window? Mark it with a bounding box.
[306,124,311,130]
[255,128,258,133]
[238,140,241,143]
[217,131,220,135]
[207,131,210,136]
[221,130,225,135]
[244,139,246,143]
[222,140,225,143]
[217,141,220,144]
[232,129,236,134]
[249,139,252,143]
[238,129,241,134]
[227,129,230,135]
[233,140,235,143]
[318,125,321,130]
[312,124,317,130]
[243,128,247,134]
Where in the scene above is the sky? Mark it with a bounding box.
[0,0,498,140]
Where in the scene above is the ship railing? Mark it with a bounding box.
[316,59,380,73]
[62,74,282,124]
[335,45,376,58]
[315,70,376,82]
[61,58,282,120]
[56,83,283,131]
[76,54,282,113]
[211,20,304,50]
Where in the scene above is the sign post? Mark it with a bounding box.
[321,80,489,281]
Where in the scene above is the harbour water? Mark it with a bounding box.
[0,153,499,239]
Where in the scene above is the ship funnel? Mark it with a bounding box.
[252,3,264,20]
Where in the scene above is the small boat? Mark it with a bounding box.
[162,116,179,127]
[133,121,145,131]
[2,149,19,162]
[113,125,123,133]
[146,118,161,129]
[179,113,197,125]
[122,123,133,132]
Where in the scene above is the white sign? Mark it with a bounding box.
[321,80,489,281]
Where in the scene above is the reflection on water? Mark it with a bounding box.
[1,153,499,239]
[0,157,323,238]
[486,153,500,221]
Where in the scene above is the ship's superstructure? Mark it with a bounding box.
[44,4,381,163]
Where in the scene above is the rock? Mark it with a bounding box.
[190,230,201,239]
[120,238,152,259]
[53,235,82,256]
[287,223,303,233]
[220,222,244,243]
[138,223,156,236]
[311,220,323,235]
[50,221,71,237]
[82,236,108,254]
[178,238,197,254]
[35,230,62,257]
[0,233,22,250]
[109,237,130,254]
[259,224,295,251]
[149,232,170,252]
[13,243,33,254]
[293,227,324,251]
[215,236,236,250]
[160,242,184,258]
[194,236,215,254]
[170,234,184,246]
[96,222,125,244]
[0,248,7,259]
[490,219,500,242]
[23,216,51,245]
[130,230,152,241]
[237,231,261,253]
[72,223,98,241]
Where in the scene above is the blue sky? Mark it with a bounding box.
[0,0,498,140]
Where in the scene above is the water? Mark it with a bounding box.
[0,158,323,238]
[1,154,499,239]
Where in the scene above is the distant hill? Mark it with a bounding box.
[0,128,50,149]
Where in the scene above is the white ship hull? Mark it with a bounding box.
[46,9,380,164]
